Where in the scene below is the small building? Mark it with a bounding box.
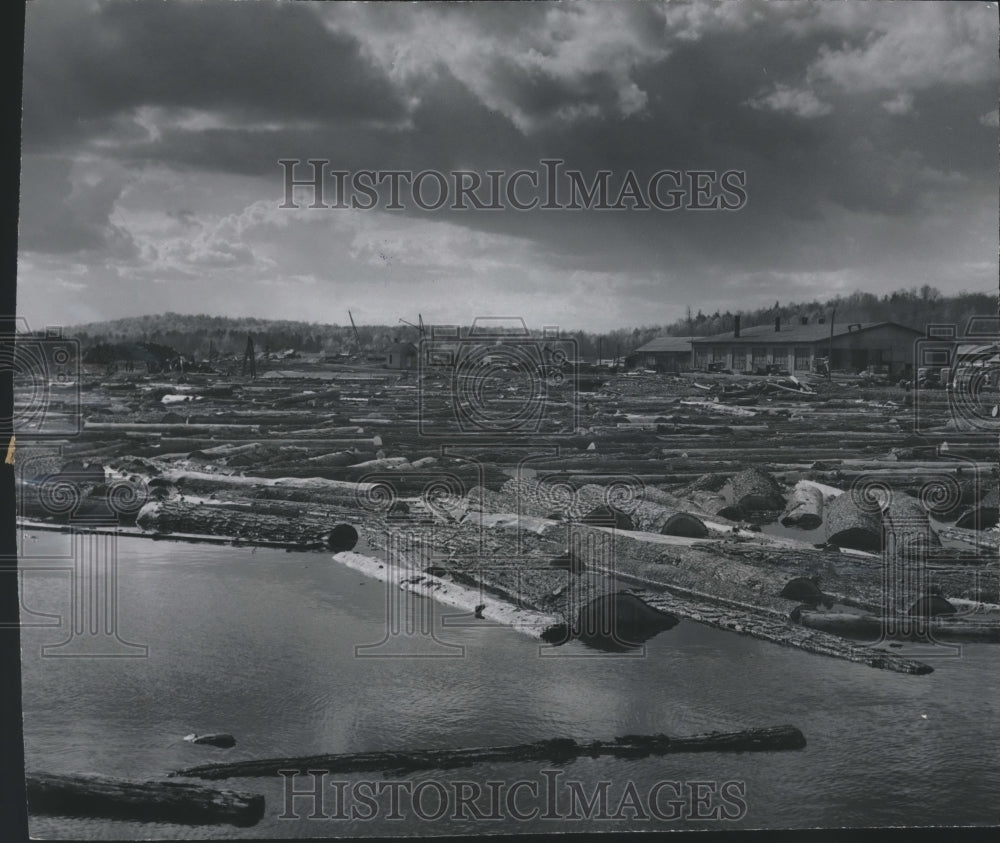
[625,336,695,372]
[385,341,418,370]
[691,317,921,376]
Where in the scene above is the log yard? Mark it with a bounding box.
[16,332,999,678]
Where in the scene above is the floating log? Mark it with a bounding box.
[25,771,264,827]
[882,495,941,549]
[680,399,757,417]
[779,576,832,608]
[727,467,785,513]
[955,488,999,530]
[82,422,261,434]
[797,610,1000,643]
[908,594,957,617]
[780,481,825,529]
[824,493,883,551]
[797,479,845,499]
[937,525,1000,551]
[184,733,237,748]
[135,499,360,548]
[580,504,635,530]
[172,725,807,780]
[486,479,710,536]
[156,469,374,501]
[574,592,680,650]
[660,512,709,538]
[683,490,730,517]
[306,450,368,467]
[549,551,586,574]
[326,524,359,552]
[797,611,882,637]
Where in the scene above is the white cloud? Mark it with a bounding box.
[319,3,670,133]
[747,84,832,118]
[806,3,998,94]
[753,3,996,117]
[882,91,915,116]
[57,278,87,292]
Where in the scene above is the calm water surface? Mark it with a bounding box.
[17,531,1000,837]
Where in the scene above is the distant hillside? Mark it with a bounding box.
[67,313,407,358]
[64,287,996,361]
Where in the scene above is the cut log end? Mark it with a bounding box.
[325,523,359,552]
[660,512,709,538]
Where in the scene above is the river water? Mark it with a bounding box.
[18,531,1000,837]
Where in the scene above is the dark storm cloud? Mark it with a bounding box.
[22,0,409,150]
[18,154,138,257]
[17,0,999,329]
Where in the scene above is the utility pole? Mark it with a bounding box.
[827,307,836,380]
[241,334,256,379]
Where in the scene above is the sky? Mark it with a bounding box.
[16,0,1000,332]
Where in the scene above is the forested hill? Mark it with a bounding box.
[64,287,996,360]
[67,314,385,358]
[658,287,996,340]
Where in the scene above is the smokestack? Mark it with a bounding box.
[734,315,741,338]
[775,316,781,333]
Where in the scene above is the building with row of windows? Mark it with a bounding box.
[628,316,923,375]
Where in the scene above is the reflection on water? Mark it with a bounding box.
[18,531,1000,837]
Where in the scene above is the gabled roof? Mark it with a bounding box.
[691,321,921,345]
[632,336,695,353]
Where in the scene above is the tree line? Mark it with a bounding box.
[64,287,996,362]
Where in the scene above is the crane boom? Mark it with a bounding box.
[348,310,361,350]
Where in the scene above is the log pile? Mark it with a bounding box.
[16,361,999,676]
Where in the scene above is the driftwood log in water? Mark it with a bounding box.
[171,725,807,780]
[25,772,265,827]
